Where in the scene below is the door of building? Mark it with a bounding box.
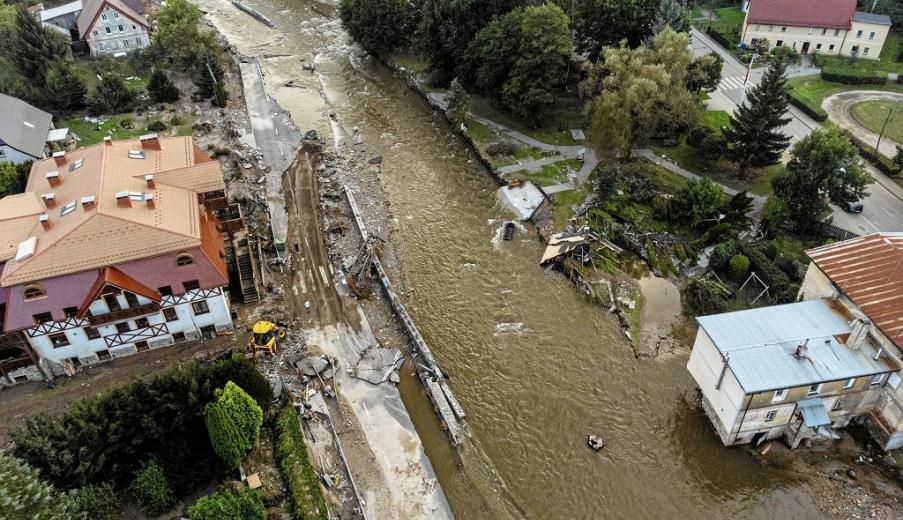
[801,41,810,54]
[751,431,767,446]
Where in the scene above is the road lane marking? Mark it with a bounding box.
[319,265,330,285]
[861,215,880,233]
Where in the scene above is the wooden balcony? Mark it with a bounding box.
[1,356,34,373]
[88,302,161,327]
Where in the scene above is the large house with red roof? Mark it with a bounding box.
[740,0,892,59]
[0,135,234,386]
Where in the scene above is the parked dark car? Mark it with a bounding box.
[844,201,864,213]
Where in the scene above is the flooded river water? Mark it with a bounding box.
[198,0,828,517]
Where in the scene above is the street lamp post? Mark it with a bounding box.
[876,102,898,154]
[740,53,757,106]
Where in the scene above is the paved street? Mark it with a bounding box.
[690,28,903,233]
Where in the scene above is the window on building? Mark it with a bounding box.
[105,27,111,34]
[158,285,173,296]
[808,27,813,35]
[63,306,78,318]
[176,253,195,267]
[93,30,98,36]
[754,24,759,31]
[772,389,787,402]
[163,308,178,322]
[851,45,860,55]
[135,340,149,351]
[136,37,142,45]
[33,312,53,325]
[135,317,150,329]
[780,26,787,33]
[85,326,101,340]
[767,25,773,32]
[192,300,210,315]
[816,43,823,50]
[22,284,46,300]
[868,31,875,40]
[832,398,845,411]
[117,24,123,32]
[113,11,119,17]
[765,410,777,422]
[115,322,131,334]
[96,349,111,360]
[834,29,841,36]
[863,47,870,55]
[807,383,822,396]
[856,30,863,38]
[49,333,70,348]
[829,44,836,51]
[183,280,200,291]
[124,39,130,47]
[871,374,886,386]
[103,293,121,311]
[844,378,856,389]
[124,291,139,308]
[200,325,216,337]
[101,12,107,19]
[821,28,827,35]
[173,332,186,341]
[131,24,136,29]
[776,40,783,47]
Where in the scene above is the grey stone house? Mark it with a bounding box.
[77,0,149,56]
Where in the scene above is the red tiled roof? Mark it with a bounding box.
[807,233,903,350]
[77,266,161,315]
[746,0,856,30]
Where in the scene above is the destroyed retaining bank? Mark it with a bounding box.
[344,187,467,447]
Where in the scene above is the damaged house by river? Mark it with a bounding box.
[688,233,903,450]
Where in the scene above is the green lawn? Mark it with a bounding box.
[469,95,584,146]
[786,76,903,119]
[695,7,745,39]
[552,187,590,228]
[510,159,581,187]
[464,117,556,168]
[700,110,730,135]
[814,32,903,76]
[61,113,193,146]
[851,99,903,145]
[653,139,781,196]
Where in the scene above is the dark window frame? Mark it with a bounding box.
[49,332,70,348]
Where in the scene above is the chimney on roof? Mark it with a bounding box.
[103,136,112,145]
[39,213,51,231]
[46,170,61,187]
[115,191,131,207]
[41,193,56,208]
[794,339,810,360]
[144,192,155,209]
[52,151,66,166]
[139,133,160,150]
[145,174,155,189]
[847,318,871,351]
[81,195,95,209]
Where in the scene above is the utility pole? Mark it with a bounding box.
[740,53,756,106]
[876,102,897,154]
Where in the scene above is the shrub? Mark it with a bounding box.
[205,381,263,467]
[276,405,328,520]
[671,177,722,223]
[147,119,168,132]
[90,75,134,114]
[68,483,121,520]
[739,242,798,302]
[130,462,173,515]
[699,134,727,160]
[484,140,519,156]
[787,92,828,122]
[820,68,886,85]
[119,116,135,129]
[148,68,180,103]
[171,115,186,126]
[205,399,245,468]
[189,488,266,520]
[728,254,750,280]
[710,241,740,272]
[0,452,75,519]
[686,125,710,149]
[682,275,731,316]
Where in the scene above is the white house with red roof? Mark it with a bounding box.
[740,0,892,59]
[801,233,903,450]
[77,0,149,56]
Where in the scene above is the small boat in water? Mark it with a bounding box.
[587,434,605,451]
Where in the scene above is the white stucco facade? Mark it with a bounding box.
[740,15,891,59]
[84,4,149,56]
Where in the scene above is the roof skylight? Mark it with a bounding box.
[60,201,77,216]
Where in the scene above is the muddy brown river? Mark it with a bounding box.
[198,0,827,517]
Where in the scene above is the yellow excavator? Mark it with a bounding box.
[249,321,286,357]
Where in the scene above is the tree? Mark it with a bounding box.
[723,59,791,178]
[671,177,723,223]
[12,5,66,84]
[685,52,723,93]
[43,60,86,112]
[652,0,690,33]
[90,75,133,114]
[0,162,27,197]
[459,3,572,123]
[446,78,469,125]
[130,462,173,516]
[194,50,225,100]
[188,488,266,520]
[0,452,75,520]
[722,190,754,228]
[67,483,121,520]
[572,0,658,58]
[204,382,263,467]
[339,0,410,56]
[771,126,871,235]
[682,275,731,316]
[859,0,903,26]
[154,0,214,68]
[894,145,903,171]
[752,37,770,55]
[728,254,750,280]
[584,28,696,157]
[148,68,180,103]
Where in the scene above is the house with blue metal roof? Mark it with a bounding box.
[687,299,900,448]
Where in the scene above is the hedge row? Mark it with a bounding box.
[820,68,887,85]
[787,92,828,122]
[704,27,735,50]
[275,406,328,520]
[739,242,799,302]
[846,133,900,176]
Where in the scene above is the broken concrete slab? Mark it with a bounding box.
[350,348,403,385]
[497,181,544,220]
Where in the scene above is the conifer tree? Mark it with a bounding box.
[12,5,67,84]
[148,68,180,104]
[44,61,87,112]
[723,59,791,178]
